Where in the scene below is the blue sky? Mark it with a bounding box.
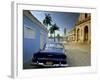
[30,10,79,36]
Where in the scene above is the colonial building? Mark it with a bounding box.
[66,13,91,44]
[23,10,48,63]
[66,28,76,43]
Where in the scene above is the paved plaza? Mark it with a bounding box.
[64,43,91,67]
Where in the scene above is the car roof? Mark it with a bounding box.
[47,42,63,44]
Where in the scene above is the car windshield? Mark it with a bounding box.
[45,43,63,49]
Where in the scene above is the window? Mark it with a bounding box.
[24,27,35,39]
[85,13,88,18]
[84,26,88,41]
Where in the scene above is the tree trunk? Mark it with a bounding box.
[54,31,55,42]
[50,34,52,38]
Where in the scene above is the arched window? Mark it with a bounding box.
[77,28,80,41]
[84,26,88,41]
[85,13,88,18]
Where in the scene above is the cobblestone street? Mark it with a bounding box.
[64,43,91,67]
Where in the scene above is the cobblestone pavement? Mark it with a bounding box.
[64,43,91,67]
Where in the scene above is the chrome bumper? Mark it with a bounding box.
[31,62,69,67]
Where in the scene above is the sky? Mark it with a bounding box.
[30,10,79,37]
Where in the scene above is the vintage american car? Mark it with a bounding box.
[32,42,68,67]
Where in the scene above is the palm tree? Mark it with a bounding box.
[52,23,59,42]
[57,34,60,42]
[49,27,54,38]
[43,14,52,27]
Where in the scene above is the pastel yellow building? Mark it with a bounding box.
[67,13,91,44]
